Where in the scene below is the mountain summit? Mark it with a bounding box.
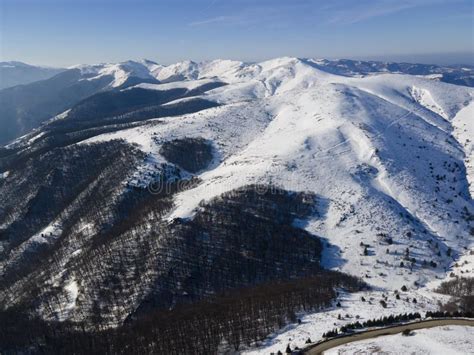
[0,57,473,354]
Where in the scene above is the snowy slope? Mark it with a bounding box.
[129,77,223,92]
[306,58,474,87]
[86,58,473,293]
[154,60,200,81]
[452,102,474,198]
[324,325,474,355]
[4,56,473,352]
[71,60,157,88]
[151,59,251,83]
[0,61,64,89]
[244,288,451,354]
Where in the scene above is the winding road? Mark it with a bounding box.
[303,318,474,354]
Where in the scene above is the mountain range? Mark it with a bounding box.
[0,61,64,90]
[0,56,472,354]
[1,58,473,146]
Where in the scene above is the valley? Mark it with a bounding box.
[0,56,473,354]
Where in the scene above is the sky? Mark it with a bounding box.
[0,0,473,67]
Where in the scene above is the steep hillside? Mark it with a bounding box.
[0,57,472,353]
[307,58,474,87]
[0,61,64,90]
[2,57,471,146]
[85,57,472,288]
[0,60,159,145]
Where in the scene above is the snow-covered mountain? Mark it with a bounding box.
[0,60,160,145]
[1,57,472,147]
[0,57,472,353]
[0,61,64,90]
[83,56,474,286]
[70,59,160,88]
[308,58,474,86]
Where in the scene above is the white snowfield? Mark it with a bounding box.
[324,325,474,355]
[70,59,157,88]
[129,77,223,92]
[80,57,473,351]
[243,289,447,355]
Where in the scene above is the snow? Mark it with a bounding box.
[48,109,71,122]
[27,131,46,144]
[128,78,221,92]
[154,60,199,81]
[29,222,62,244]
[448,250,474,278]
[72,60,156,88]
[55,57,474,349]
[426,247,474,291]
[0,222,63,264]
[324,325,474,355]
[421,73,444,80]
[0,61,64,89]
[58,279,79,321]
[83,58,473,293]
[409,86,448,119]
[64,280,79,305]
[149,59,248,83]
[71,249,82,257]
[452,102,474,198]
[243,289,447,354]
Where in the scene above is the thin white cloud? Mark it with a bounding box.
[326,4,413,24]
[189,15,238,27]
[325,0,454,25]
[188,0,457,28]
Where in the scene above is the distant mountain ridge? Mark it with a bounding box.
[0,56,473,354]
[0,61,64,90]
[1,57,473,146]
[307,58,474,87]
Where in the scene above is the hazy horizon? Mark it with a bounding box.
[1,2,473,353]
[3,51,474,69]
[1,0,473,67]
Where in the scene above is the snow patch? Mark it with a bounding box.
[75,61,156,88]
[68,58,474,350]
[452,101,474,198]
[244,289,444,354]
[59,279,79,321]
[325,325,474,355]
[30,222,62,244]
[129,78,221,92]
[410,86,448,119]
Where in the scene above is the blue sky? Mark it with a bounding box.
[1,0,473,67]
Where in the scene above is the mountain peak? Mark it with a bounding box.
[1,55,473,355]
[0,61,64,90]
[139,58,159,66]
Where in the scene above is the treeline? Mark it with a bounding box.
[330,312,421,338]
[323,310,474,339]
[2,184,332,328]
[66,98,219,129]
[0,140,146,316]
[66,87,189,121]
[0,92,220,173]
[0,140,143,255]
[1,180,363,352]
[436,277,474,313]
[425,310,474,318]
[65,81,225,123]
[436,277,474,297]
[159,137,213,173]
[52,185,326,324]
[0,273,364,354]
[324,312,423,338]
